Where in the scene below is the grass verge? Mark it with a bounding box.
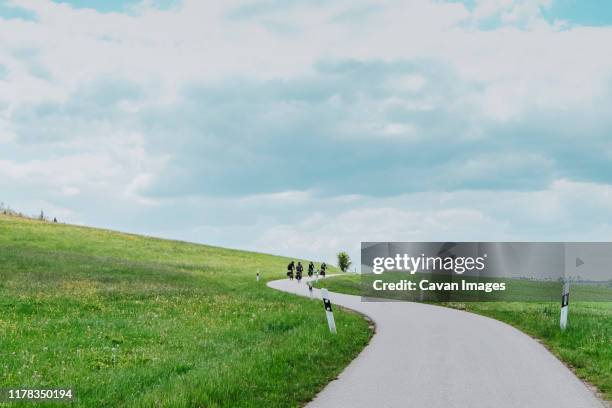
[0,215,372,407]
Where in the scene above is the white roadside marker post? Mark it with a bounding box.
[321,288,337,334]
[560,282,569,330]
[256,272,260,282]
[308,281,313,298]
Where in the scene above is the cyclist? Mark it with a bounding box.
[287,261,295,280]
[296,262,303,282]
[308,261,315,278]
[320,262,327,278]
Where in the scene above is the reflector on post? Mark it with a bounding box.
[321,288,337,334]
[560,282,569,330]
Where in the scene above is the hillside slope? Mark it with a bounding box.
[0,215,371,407]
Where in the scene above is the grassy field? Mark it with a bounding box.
[314,274,612,401]
[0,215,372,407]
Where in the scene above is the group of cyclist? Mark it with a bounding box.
[286,260,327,282]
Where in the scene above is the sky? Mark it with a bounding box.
[1,0,612,266]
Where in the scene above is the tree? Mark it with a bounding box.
[337,251,352,273]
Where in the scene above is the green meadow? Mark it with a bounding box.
[315,273,612,401]
[0,215,372,407]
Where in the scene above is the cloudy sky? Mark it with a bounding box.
[1,0,612,265]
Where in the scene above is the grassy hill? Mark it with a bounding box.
[314,274,612,401]
[0,215,372,407]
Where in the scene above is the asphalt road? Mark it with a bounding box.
[268,276,606,408]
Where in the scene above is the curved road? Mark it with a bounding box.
[268,277,606,408]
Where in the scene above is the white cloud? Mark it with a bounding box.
[381,123,418,139]
[2,0,612,263]
[393,74,427,92]
[0,131,167,205]
[1,0,611,117]
[250,179,612,265]
[59,186,80,196]
[0,120,16,143]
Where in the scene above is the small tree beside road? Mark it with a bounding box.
[337,251,352,273]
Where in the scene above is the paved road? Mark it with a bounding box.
[268,277,606,408]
